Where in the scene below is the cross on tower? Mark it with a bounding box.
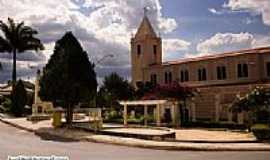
[143,6,149,16]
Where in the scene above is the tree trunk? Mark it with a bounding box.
[66,104,73,127]
[183,97,187,126]
[12,49,17,89]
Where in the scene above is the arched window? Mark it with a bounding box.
[202,68,206,80]
[150,74,157,85]
[180,69,189,82]
[243,64,248,77]
[180,70,184,82]
[168,72,172,83]
[137,45,141,56]
[198,68,207,81]
[217,66,227,80]
[153,45,157,55]
[164,71,172,84]
[266,62,270,77]
[164,72,168,84]
[237,63,248,78]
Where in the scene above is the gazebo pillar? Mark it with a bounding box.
[191,98,196,122]
[228,110,233,123]
[123,104,128,126]
[237,112,244,124]
[156,104,161,126]
[215,94,221,122]
[144,105,148,126]
[174,101,180,127]
[171,102,176,126]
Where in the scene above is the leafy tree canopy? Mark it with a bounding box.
[39,32,97,124]
[97,72,134,107]
[231,86,270,113]
[0,18,44,83]
[135,81,155,99]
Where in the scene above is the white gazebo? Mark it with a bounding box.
[119,100,179,127]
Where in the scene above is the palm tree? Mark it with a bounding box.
[0,18,44,87]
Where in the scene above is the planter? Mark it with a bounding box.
[251,124,270,140]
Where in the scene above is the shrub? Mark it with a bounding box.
[2,97,12,113]
[144,115,154,122]
[231,87,270,126]
[251,124,270,140]
[108,110,122,119]
[256,110,270,124]
[103,109,123,123]
[11,80,27,117]
[127,116,144,124]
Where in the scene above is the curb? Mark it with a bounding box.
[1,118,270,151]
[81,136,270,151]
[172,139,259,143]
[0,118,35,132]
[73,124,258,144]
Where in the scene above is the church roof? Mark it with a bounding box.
[149,46,270,67]
[162,46,270,66]
[135,15,157,38]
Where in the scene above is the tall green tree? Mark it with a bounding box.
[39,32,97,125]
[0,18,44,86]
[97,72,134,109]
[135,81,155,99]
[11,79,27,117]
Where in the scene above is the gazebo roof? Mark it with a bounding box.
[119,100,167,106]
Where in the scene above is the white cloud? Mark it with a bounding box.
[252,35,270,48]
[197,32,254,54]
[83,0,177,34]
[0,0,179,83]
[162,38,191,61]
[208,8,222,15]
[196,32,270,57]
[224,0,270,26]
[163,39,191,52]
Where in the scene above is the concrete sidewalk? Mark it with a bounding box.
[1,117,270,151]
[174,129,256,143]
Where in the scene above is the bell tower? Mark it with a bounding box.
[131,13,162,87]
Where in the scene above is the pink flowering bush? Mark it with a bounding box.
[142,81,196,101]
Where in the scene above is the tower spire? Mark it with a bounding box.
[135,7,157,38]
[143,6,148,17]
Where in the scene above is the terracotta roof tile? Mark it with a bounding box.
[162,46,270,66]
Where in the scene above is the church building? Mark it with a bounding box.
[131,14,270,124]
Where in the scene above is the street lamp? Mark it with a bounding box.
[93,54,114,108]
[96,54,114,65]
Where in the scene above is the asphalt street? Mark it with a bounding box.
[0,122,269,160]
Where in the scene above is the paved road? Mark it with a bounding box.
[0,122,269,160]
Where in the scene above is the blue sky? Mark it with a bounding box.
[161,0,270,36]
[0,0,269,84]
[159,0,270,58]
